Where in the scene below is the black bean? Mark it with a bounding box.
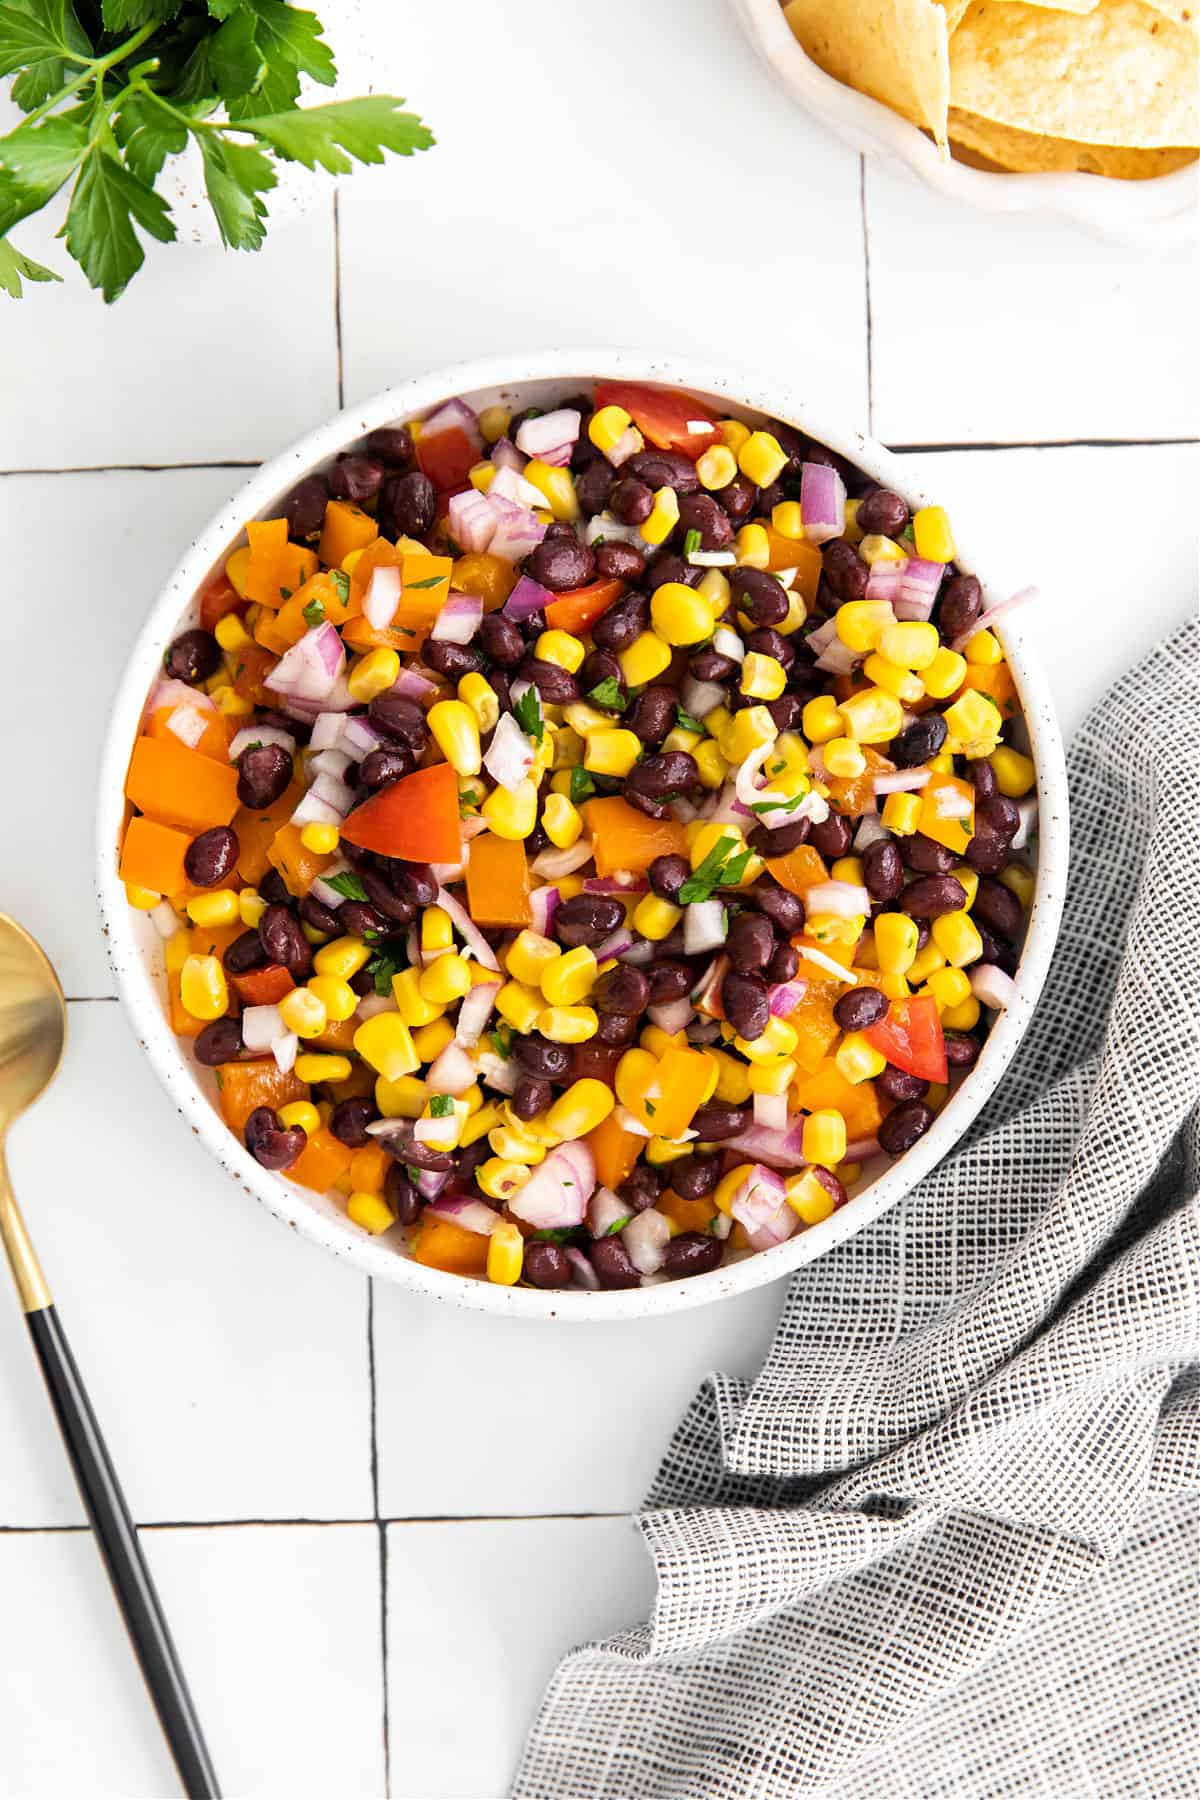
[360,747,414,792]
[648,854,690,902]
[943,1032,981,1069]
[235,742,292,811]
[964,823,1009,875]
[804,1165,848,1211]
[646,960,692,1004]
[979,792,1021,841]
[514,1034,571,1080]
[244,1107,306,1172]
[478,613,524,668]
[862,839,904,903]
[258,903,311,975]
[766,942,799,985]
[300,893,342,936]
[384,1163,421,1227]
[594,965,650,1016]
[730,566,788,626]
[366,426,415,469]
[938,573,983,642]
[717,475,756,520]
[857,487,909,536]
[555,894,624,948]
[754,880,804,935]
[643,550,702,593]
[379,470,435,540]
[626,686,676,746]
[184,826,238,888]
[608,477,654,525]
[662,1233,723,1278]
[627,751,697,805]
[596,1011,638,1046]
[727,912,773,974]
[671,1155,720,1201]
[745,626,794,669]
[722,971,771,1040]
[625,448,699,494]
[512,1076,553,1121]
[750,817,809,857]
[891,715,947,767]
[808,812,852,859]
[973,876,1022,940]
[282,474,330,540]
[398,1139,455,1173]
[575,458,614,516]
[194,1017,244,1067]
[877,1065,929,1103]
[360,869,416,925]
[595,541,646,582]
[690,1103,750,1141]
[878,1100,935,1156]
[591,590,649,652]
[329,1098,379,1147]
[620,1165,662,1214]
[258,869,291,907]
[905,833,957,875]
[689,649,736,683]
[524,1241,572,1288]
[395,861,439,907]
[527,535,594,593]
[517,657,576,705]
[368,692,428,749]
[678,493,733,551]
[164,628,220,684]
[329,456,386,504]
[223,929,266,975]
[589,1237,641,1288]
[821,539,869,603]
[766,692,808,730]
[337,899,390,941]
[424,639,484,679]
[967,758,998,798]
[901,875,967,919]
[568,1042,623,1086]
[833,986,888,1031]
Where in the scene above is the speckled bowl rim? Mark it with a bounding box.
[96,350,1069,1321]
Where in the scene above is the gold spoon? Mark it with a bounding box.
[0,915,220,1799]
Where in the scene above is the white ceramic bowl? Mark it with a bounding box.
[730,0,1199,247]
[97,351,1069,1320]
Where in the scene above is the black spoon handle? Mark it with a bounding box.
[26,1304,221,1800]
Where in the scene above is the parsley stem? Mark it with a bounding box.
[20,22,159,129]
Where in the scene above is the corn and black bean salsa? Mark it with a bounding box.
[120,381,1038,1291]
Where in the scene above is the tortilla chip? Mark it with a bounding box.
[943,1,972,26]
[950,0,1200,146]
[991,0,1100,11]
[949,105,1200,170]
[1140,0,1197,25]
[783,0,952,150]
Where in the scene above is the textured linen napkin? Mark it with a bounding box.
[514,622,1200,1800]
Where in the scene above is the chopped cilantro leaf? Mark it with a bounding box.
[748,791,807,816]
[278,586,293,600]
[303,598,326,627]
[532,1227,577,1244]
[587,676,626,713]
[513,686,544,743]
[326,871,369,901]
[605,1216,633,1235]
[676,707,705,734]
[683,528,702,557]
[569,767,596,805]
[367,951,402,994]
[489,1023,513,1058]
[428,1094,454,1118]
[645,1099,656,1117]
[331,570,351,606]
[407,574,444,590]
[677,833,751,904]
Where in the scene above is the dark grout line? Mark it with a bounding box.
[0,1513,630,1534]
[65,994,118,1005]
[379,1520,392,1797]
[366,1279,391,1792]
[333,188,346,412]
[887,437,1200,453]
[0,462,262,477]
[859,156,874,437]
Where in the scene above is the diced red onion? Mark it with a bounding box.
[389,666,438,706]
[804,880,869,918]
[446,489,497,556]
[453,979,499,1048]
[567,1247,600,1290]
[584,512,644,548]
[145,677,216,725]
[421,396,481,447]
[648,996,694,1035]
[486,493,548,564]
[796,943,857,984]
[340,716,383,761]
[844,1134,881,1162]
[734,738,776,809]
[480,712,533,793]
[273,1033,298,1075]
[515,408,580,464]
[508,1141,595,1230]
[532,840,593,878]
[308,860,351,909]
[528,886,560,938]
[229,723,296,763]
[722,1119,808,1169]
[686,1017,722,1045]
[805,617,839,655]
[681,676,726,720]
[618,940,655,968]
[753,1091,789,1132]
[426,1041,476,1096]
[151,901,182,939]
[683,900,727,956]
[489,464,551,512]
[290,789,343,829]
[711,624,745,663]
[971,963,1016,1010]
[587,1185,631,1238]
[703,780,746,828]
[365,1116,412,1144]
[491,437,524,472]
[413,1167,450,1202]
[865,561,904,604]
[583,874,648,896]
[1012,799,1037,851]
[814,635,863,676]
[312,770,355,816]
[404,922,423,972]
[743,1202,799,1252]
[434,885,499,971]
[800,461,846,544]
[727,1162,787,1230]
[265,622,346,704]
[688,549,737,568]
[606,426,642,467]
[769,979,807,1017]
[873,768,930,796]
[623,1209,670,1275]
[670,797,700,825]
[895,558,944,622]
[931,785,973,821]
[691,952,728,1018]
[242,1004,284,1053]
[166,705,209,750]
[363,563,402,631]
[355,993,395,1023]
[431,590,483,645]
[413,1112,458,1147]
[502,573,555,622]
[592,928,632,961]
[951,586,1036,654]
[475,1049,518,1094]
[426,1196,499,1236]
[853,817,890,855]
[308,747,352,784]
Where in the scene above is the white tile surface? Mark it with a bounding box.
[374,1282,785,1519]
[867,160,1199,446]
[386,1517,654,1800]
[0,1523,384,1798]
[0,1003,373,1526]
[337,0,870,431]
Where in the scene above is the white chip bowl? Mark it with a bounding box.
[96,351,1069,1320]
[730,0,1199,247]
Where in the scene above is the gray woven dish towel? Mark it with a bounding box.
[514,621,1200,1800]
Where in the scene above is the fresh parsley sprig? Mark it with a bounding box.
[512,684,544,743]
[0,0,433,302]
[677,833,752,905]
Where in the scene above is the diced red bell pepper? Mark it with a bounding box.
[232,964,295,1007]
[544,578,625,636]
[593,381,719,458]
[864,995,947,1085]
[199,572,243,634]
[340,762,462,864]
[417,428,479,492]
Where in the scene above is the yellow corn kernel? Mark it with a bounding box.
[855,929,879,969]
[735,1016,798,1064]
[879,791,921,837]
[999,863,1035,908]
[643,1135,692,1167]
[926,967,972,1012]
[713,1162,756,1214]
[389,967,442,1028]
[618,632,673,688]
[703,701,732,739]
[942,994,982,1032]
[822,737,867,779]
[293,1056,352,1090]
[507,931,562,988]
[410,1018,454,1065]
[488,1121,546,1165]
[696,444,737,489]
[777,588,808,635]
[314,936,370,981]
[347,1191,396,1234]
[838,687,904,745]
[459,1083,484,1116]
[528,627,581,673]
[662,725,702,756]
[550,725,585,771]
[454,671,498,736]
[952,865,980,911]
[546,1078,615,1141]
[186,888,240,928]
[786,1168,838,1224]
[416,1095,468,1153]
[989,745,1036,797]
[838,1162,862,1187]
[557,875,585,902]
[224,543,252,596]
[523,460,579,522]
[346,647,400,705]
[944,689,1003,760]
[301,919,330,947]
[842,497,864,545]
[305,975,356,1024]
[802,1108,847,1168]
[482,777,539,840]
[771,500,805,540]
[965,627,1003,667]
[477,404,510,444]
[460,1101,504,1148]
[748,1057,796,1096]
[697,566,731,616]
[912,506,955,563]
[640,485,680,547]
[418,953,472,1005]
[164,930,191,973]
[694,739,729,789]
[420,906,452,956]
[875,912,920,976]
[494,980,542,1034]
[562,702,613,738]
[863,652,925,704]
[835,1032,887,1085]
[477,1157,532,1201]
[125,882,162,909]
[468,461,495,493]
[300,821,340,858]
[210,684,253,718]
[536,794,579,853]
[836,599,896,654]
[427,699,481,778]
[537,1005,598,1043]
[906,943,947,985]
[921,646,966,700]
[640,1024,685,1058]
[277,985,326,1038]
[179,953,228,1022]
[584,728,642,778]
[274,1101,318,1138]
[721,705,778,765]
[615,1046,658,1110]
[737,430,788,488]
[931,911,984,969]
[236,889,265,929]
[531,725,556,778]
[486,1219,524,1285]
[807,911,864,947]
[881,973,913,1001]
[802,695,843,745]
[930,751,955,774]
[632,894,683,941]
[718,418,751,454]
[588,404,632,454]
[708,1048,751,1105]
[354,1013,419,1082]
[831,855,865,886]
[734,522,769,569]
[740,651,787,701]
[689,819,743,870]
[879,620,940,671]
[542,946,597,1007]
[651,581,714,647]
[374,1073,426,1119]
[215,611,251,652]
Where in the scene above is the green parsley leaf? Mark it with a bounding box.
[0,116,88,236]
[513,685,544,744]
[587,676,626,713]
[677,832,750,904]
[113,91,190,191]
[683,528,701,557]
[458,789,478,815]
[532,1227,577,1244]
[568,767,595,805]
[326,871,369,902]
[0,0,91,107]
[748,791,807,816]
[406,573,444,590]
[232,95,434,175]
[367,951,402,995]
[644,1099,656,1117]
[0,236,59,298]
[101,0,181,31]
[488,1023,513,1058]
[211,0,336,104]
[605,1215,633,1235]
[302,596,325,628]
[330,568,351,606]
[63,149,175,303]
[675,707,704,735]
[428,1094,454,1118]
[197,131,276,252]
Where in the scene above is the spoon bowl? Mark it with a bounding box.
[0,915,66,1136]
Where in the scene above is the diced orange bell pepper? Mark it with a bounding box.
[958,660,1018,722]
[650,1047,713,1140]
[313,1015,357,1053]
[242,519,289,605]
[580,797,688,877]
[199,572,242,634]
[786,977,842,1075]
[271,570,358,649]
[233,784,303,885]
[764,843,828,898]
[188,920,244,962]
[792,1059,883,1140]
[318,499,379,568]
[267,822,336,898]
[585,1111,644,1193]
[411,1214,491,1275]
[288,1125,354,1194]
[659,1191,719,1234]
[231,964,294,1007]
[451,552,516,610]
[253,611,295,657]
[119,815,192,897]
[544,579,625,636]
[328,1063,378,1104]
[349,1142,391,1194]
[917,773,976,854]
[147,704,230,763]
[168,970,205,1038]
[230,643,278,709]
[774,537,823,605]
[215,1060,308,1134]
[347,538,403,609]
[125,735,239,834]
[824,746,893,817]
[339,762,462,864]
[465,833,532,927]
[416,427,479,493]
[798,934,856,970]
